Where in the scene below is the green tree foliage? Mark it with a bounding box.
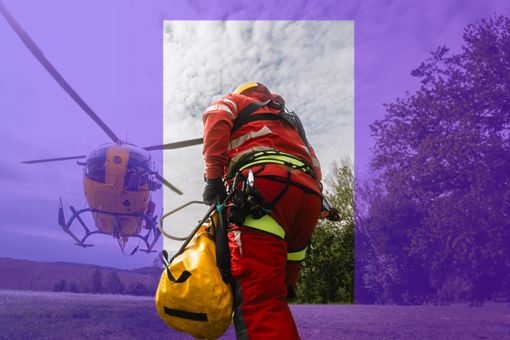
[296,160,354,303]
[105,271,125,294]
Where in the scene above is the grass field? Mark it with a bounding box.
[0,290,509,339]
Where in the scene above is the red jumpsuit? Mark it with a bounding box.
[203,92,322,339]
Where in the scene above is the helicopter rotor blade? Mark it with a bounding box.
[0,1,121,144]
[21,155,87,164]
[143,138,203,151]
[154,173,183,196]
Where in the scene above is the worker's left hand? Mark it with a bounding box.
[202,178,226,206]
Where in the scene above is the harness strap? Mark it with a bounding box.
[256,174,322,198]
[230,98,311,153]
[266,167,291,210]
[234,150,315,179]
[229,151,320,237]
[231,100,272,133]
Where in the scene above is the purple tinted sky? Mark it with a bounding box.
[1,0,509,270]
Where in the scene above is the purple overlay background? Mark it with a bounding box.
[354,4,510,306]
[1,0,510,338]
[0,1,165,269]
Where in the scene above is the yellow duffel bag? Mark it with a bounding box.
[155,223,233,339]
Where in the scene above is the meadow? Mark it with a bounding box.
[0,290,508,339]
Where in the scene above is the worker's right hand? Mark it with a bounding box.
[319,211,330,219]
[202,178,227,206]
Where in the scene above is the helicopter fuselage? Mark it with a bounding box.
[82,143,159,240]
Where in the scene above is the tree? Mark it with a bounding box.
[364,16,510,304]
[53,279,67,292]
[90,267,104,294]
[296,160,354,303]
[126,282,150,296]
[105,271,125,294]
[68,282,78,293]
[149,256,164,295]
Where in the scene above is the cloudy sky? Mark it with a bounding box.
[162,21,354,252]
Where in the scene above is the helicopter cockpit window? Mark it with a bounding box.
[124,148,153,191]
[85,158,106,183]
[125,158,152,191]
[84,146,108,183]
[128,147,151,164]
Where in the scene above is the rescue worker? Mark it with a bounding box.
[202,82,323,339]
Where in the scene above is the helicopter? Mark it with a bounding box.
[0,1,203,254]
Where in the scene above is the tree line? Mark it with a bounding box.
[53,266,160,296]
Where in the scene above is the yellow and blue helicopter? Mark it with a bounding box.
[0,2,202,254]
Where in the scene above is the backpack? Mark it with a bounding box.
[155,213,233,339]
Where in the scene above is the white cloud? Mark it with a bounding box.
[163,20,353,253]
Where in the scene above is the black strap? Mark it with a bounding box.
[256,174,323,199]
[232,102,312,151]
[231,100,273,133]
[266,167,292,209]
[169,270,192,283]
[163,307,208,321]
[281,111,312,148]
[160,250,192,283]
[214,197,231,284]
[234,113,281,132]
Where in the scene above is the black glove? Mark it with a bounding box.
[321,197,341,221]
[202,178,226,206]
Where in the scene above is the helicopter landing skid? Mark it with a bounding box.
[58,198,160,254]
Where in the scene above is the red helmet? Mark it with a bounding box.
[271,93,285,106]
[233,82,273,101]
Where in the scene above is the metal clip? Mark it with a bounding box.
[247,170,255,188]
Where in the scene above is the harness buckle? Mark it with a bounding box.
[226,170,271,225]
[245,170,272,219]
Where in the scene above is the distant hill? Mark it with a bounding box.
[0,257,161,294]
